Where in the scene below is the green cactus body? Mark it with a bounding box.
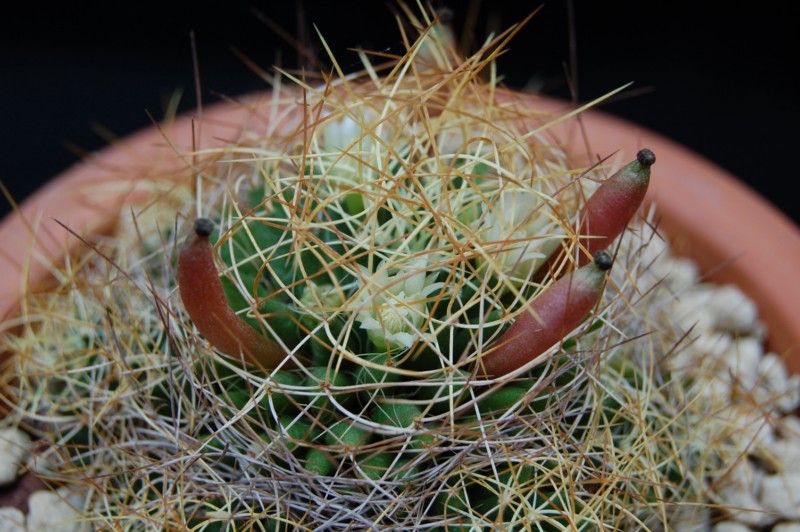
[305,447,335,476]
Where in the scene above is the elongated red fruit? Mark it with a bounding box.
[577,149,655,264]
[178,218,289,368]
[481,250,613,377]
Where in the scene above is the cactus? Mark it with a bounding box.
[1,5,795,530]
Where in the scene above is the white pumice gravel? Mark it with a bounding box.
[617,221,800,529]
[725,337,763,390]
[711,521,756,532]
[708,285,761,335]
[0,508,25,532]
[26,488,91,532]
[761,472,800,520]
[717,472,773,527]
[0,428,31,487]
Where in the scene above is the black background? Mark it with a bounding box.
[2,1,798,224]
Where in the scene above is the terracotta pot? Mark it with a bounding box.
[0,93,270,323]
[2,92,800,374]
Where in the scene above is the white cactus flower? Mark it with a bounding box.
[356,260,442,351]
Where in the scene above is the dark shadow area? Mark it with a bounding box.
[2,1,797,223]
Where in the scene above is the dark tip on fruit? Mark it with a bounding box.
[636,149,656,167]
[194,218,214,238]
[593,250,614,271]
